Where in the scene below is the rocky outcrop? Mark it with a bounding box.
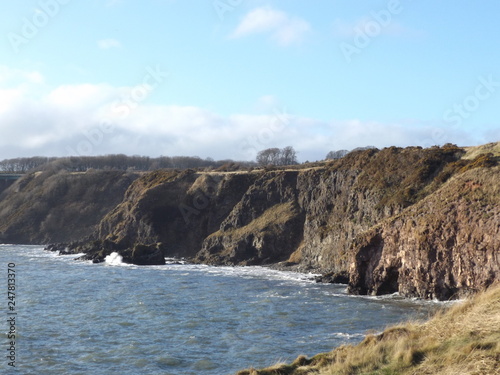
[197,146,469,270]
[0,169,139,244]
[291,145,467,273]
[348,165,500,300]
[72,169,259,263]
[66,144,499,297]
[195,171,305,265]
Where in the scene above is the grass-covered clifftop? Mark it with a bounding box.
[237,283,500,375]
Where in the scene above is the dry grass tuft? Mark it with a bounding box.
[463,141,500,160]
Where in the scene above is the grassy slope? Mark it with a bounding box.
[237,284,500,375]
[463,141,500,160]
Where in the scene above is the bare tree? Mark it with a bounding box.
[325,150,349,160]
[257,148,280,166]
[280,146,298,165]
[256,146,298,166]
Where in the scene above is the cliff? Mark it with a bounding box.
[71,169,259,263]
[196,170,305,265]
[0,169,139,244]
[348,164,500,300]
[1,142,498,300]
[63,143,499,299]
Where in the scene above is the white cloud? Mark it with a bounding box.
[0,66,483,162]
[0,66,44,86]
[230,6,310,46]
[97,38,122,50]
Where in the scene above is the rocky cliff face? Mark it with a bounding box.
[195,171,305,265]
[3,143,498,300]
[290,146,469,273]
[348,165,500,300]
[0,169,139,244]
[74,169,259,262]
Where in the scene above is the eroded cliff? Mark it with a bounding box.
[0,169,139,244]
[3,143,498,300]
[348,165,500,300]
[72,169,259,263]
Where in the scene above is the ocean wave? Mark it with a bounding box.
[104,252,130,267]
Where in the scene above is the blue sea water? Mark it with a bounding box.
[0,245,443,375]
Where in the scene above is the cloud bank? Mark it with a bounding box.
[0,66,480,162]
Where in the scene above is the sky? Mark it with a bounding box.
[0,0,499,162]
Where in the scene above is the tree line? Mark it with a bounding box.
[256,146,298,166]
[0,145,378,173]
[325,146,377,160]
[0,155,256,174]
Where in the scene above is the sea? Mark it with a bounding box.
[1,245,446,375]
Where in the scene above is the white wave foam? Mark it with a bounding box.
[105,252,126,266]
[331,332,368,339]
[193,265,318,285]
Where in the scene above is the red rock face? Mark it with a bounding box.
[349,166,500,300]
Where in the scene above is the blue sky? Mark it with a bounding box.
[0,0,499,162]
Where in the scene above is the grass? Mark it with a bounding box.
[463,141,500,160]
[237,283,500,375]
[209,201,298,241]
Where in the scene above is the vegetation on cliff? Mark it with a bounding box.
[236,283,500,375]
[1,142,498,300]
[0,154,257,173]
[349,164,500,300]
[0,168,139,244]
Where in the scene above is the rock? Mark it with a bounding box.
[348,165,500,300]
[0,170,139,244]
[44,243,67,252]
[315,271,349,284]
[126,243,166,266]
[92,170,258,259]
[195,171,305,266]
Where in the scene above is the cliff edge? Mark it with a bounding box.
[1,142,498,300]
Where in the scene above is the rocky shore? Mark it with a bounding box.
[1,142,499,300]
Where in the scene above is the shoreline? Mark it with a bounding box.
[235,283,500,375]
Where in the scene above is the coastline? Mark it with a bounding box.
[236,283,500,375]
